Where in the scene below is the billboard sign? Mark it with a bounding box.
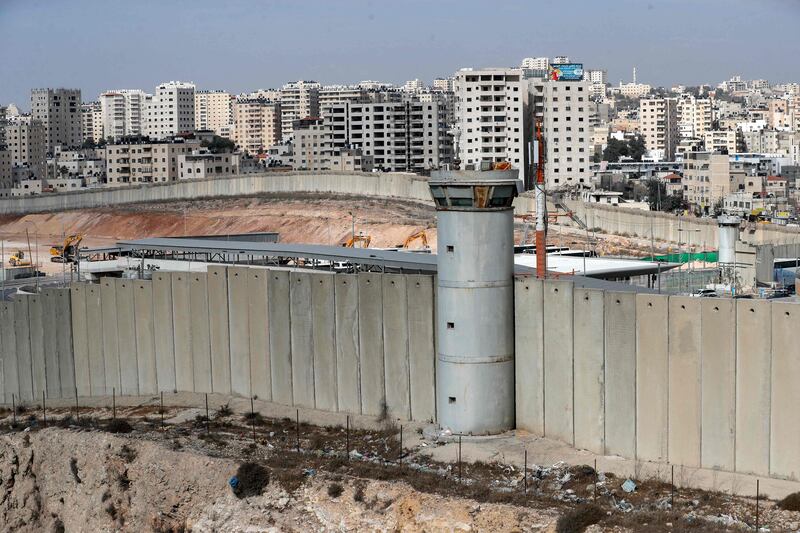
[548,63,584,81]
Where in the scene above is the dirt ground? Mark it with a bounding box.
[0,194,674,271]
[2,403,798,532]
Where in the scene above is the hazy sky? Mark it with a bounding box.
[1,0,798,108]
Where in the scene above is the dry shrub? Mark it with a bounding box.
[106,418,133,434]
[778,492,800,511]
[327,482,344,498]
[556,504,605,533]
[233,462,270,498]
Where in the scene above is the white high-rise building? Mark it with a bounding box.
[100,89,151,140]
[529,75,593,188]
[31,88,82,153]
[81,101,104,144]
[677,94,713,140]
[552,56,571,65]
[639,97,679,160]
[433,77,455,92]
[403,79,425,92]
[454,68,527,175]
[520,57,549,70]
[232,98,281,154]
[279,81,321,139]
[144,81,195,140]
[194,90,233,136]
[587,69,607,85]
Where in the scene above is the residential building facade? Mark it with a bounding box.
[30,88,82,153]
[195,90,233,136]
[279,81,321,139]
[105,139,201,186]
[5,118,46,179]
[100,89,151,140]
[639,97,679,160]
[683,151,730,213]
[232,98,281,154]
[143,81,196,140]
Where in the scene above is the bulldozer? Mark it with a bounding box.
[398,229,429,250]
[50,233,84,263]
[342,234,371,248]
[9,250,31,267]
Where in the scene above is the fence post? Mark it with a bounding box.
[42,391,46,428]
[346,415,350,460]
[112,387,116,420]
[755,479,760,531]
[11,394,16,426]
[524,449,528,494]
[295,409,300,452]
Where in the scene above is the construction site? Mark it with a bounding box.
[0,169,799,532]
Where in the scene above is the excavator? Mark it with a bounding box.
[342,234,371,248]
[398,229,429,250]
[50,233,84,263]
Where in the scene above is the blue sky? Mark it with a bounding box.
[1,0,798,108]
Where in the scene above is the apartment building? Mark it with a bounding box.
[433,78,455,92]
[0,148,12,193]
[292,118,331,171]
[521,57,550,70]
[232,98,281,154]
[195,90,233,136]
[31,88,82,153]
[178,150,239,179]
[5,118,46,179]
[454,68,527,176]
[319,85,368,112]
[81,101,104,144]
[639,97,679,160]
[529,75,593,188]
[703,130,741,153]
[683,151,730,213]
[325,97,452,172]
[105,139,201,186]
[403,79,424,93]
[677,94,712,139]
[144,81,196,140]
[279,81,321,139]
[100,90,151,140]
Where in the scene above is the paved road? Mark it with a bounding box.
[0,273,73,300]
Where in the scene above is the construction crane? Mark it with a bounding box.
[534,116,547,278]
[50,233,84,263]
[399,229,429,250]
[342,234,372,248]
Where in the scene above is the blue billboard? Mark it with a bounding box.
[548,63,584,81]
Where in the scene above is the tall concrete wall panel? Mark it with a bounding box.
[133,281,158,395]
[668,297,702,468]
[635,294,669,463]
[603,291,636,458]
[382,274,410,420]
[14,299,33,402]
[153,273,176,393]
[70,285,90,397]
[115,280,139,396]
[700,298,736,471]
[334,275,361,415]
[1,302,18,403]
[171,273,193,392]
[573,288,605,454]
[770,301,800,479]
[27,295,46,400]
[358,273,385,417]
[289,272,315,408]
[100,280,121,396]
[54,290,75,398]
[268,270,293,405]
[543,280,574,444]
[207,266,231,395]
[311,273,337,412]
[85,284,106,396]
[514,278,544,434]
[189,273,212,393]
[42,289,60,399]
[227,267,252,397]
[407,274,436,423]
[247,268,271,401]
[736,299,772,476]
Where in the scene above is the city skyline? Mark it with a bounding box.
[2,0,799,107]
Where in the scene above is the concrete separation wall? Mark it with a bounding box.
[0,172,434,215]
[515,277,800,482]
[1,267,436,425]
